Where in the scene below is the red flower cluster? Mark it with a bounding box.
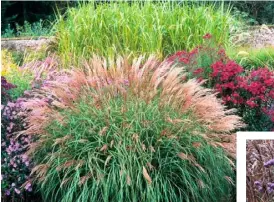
[203,33,212,39]
[193,68,204,75]
[210,61,274,125]
[166,34,228,80]
[211,60,244,105]
[167,48,198,65]
[211,60,243,82]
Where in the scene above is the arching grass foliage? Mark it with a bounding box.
[21,56,243,202]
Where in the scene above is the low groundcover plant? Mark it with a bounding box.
[20,56,243,202]
[1,77,36,201]
[1,55,58,201]
[1,100,34,199]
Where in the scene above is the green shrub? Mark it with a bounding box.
[2,50,58,100]
[22,56,243,202]
[2,20,53,38]
[1,49,33,99]
[5,71,33,100]
[54,1,236,67]
[230,2,274,25]
[1,24,15,38]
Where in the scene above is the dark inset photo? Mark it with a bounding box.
[246,140,274,202]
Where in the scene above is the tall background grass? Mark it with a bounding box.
[54,1,236,67]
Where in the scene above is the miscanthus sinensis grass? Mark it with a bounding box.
[54,1,235,67]
[21,55,244,202]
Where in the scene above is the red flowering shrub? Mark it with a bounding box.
[241,68,274,130]
[166,33,228,85]
[167,34,274,130]
[210,61,274,131]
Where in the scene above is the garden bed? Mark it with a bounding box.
[1,1,274,202]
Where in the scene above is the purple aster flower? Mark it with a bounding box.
[254,181,264,193]
[258,186,264,193]
[5,189,10,196]
[267,182,274,189]
[264,159,274,167]
[14,188,20,194]
[21,154,28,162]
[254,181,261,186]
[124,79,129,86]
[106,78,113,84]
[267,186,274,194]
[25,182,32,192]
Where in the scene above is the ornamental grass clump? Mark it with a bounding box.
[21,56,243,202]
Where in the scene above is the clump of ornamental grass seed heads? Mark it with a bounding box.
[20,55,244,202]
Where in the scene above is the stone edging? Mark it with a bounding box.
[1,36,55,52]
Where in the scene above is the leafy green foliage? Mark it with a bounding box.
[6,72,33,100]
[2,20,53,38]
[242,108,274,131]
[230,2,274,25]
[1,50,32,100]
[1,1,77,36]
[231,7,258,26]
